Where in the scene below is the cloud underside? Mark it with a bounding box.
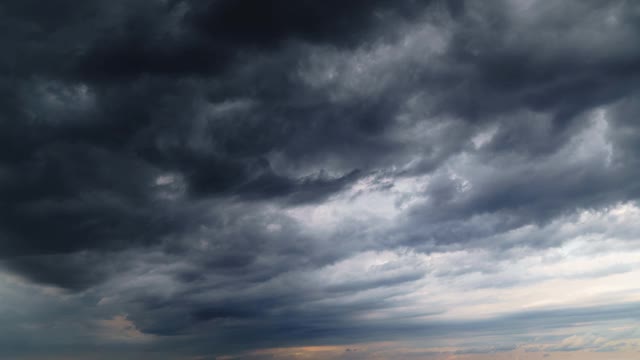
[1,0,640,358]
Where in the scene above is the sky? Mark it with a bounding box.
[1,0,640,359]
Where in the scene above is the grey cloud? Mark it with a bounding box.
[1,0,640,358]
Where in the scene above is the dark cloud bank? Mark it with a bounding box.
[1,0,640,358]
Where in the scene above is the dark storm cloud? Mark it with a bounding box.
[72,0,433,81]
[2,0,640,358]
[0,0,439,269]
[3,252,114,290]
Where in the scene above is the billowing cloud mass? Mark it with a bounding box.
[1,0,640,359]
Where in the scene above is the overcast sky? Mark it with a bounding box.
[1,1,640,359]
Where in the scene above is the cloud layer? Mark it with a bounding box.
[1,0,640,358]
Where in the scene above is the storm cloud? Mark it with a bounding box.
[1,0,640,359]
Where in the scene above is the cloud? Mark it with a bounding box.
[1,0,640,358]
